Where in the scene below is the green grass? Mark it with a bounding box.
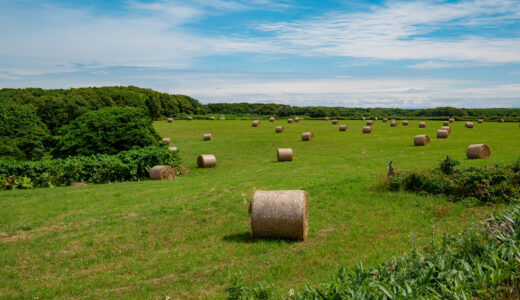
[1,120,519,299]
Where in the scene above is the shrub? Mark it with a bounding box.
[53,107,161,158]
[0,146,180,190]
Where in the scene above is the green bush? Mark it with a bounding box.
[0,146,179,190]
[53,107,161,158]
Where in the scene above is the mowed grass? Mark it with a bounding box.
[1,119,519,299]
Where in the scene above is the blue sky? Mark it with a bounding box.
[1,0,520,108]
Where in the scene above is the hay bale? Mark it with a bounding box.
[168,146,178,152]
[209,116,216,120]
[187,116,193,120]
[437,130,449,138]
[374,117,378,120]
[362,117,366,120]
[443,121,449,126]
[167,118,173,123]
[332,119,338,124]
[414,135,430,146]
[277,148,292,161]
[288,118,294,123]
[324,117,330,121]
[294,117,300,122]
[71,182,88,187]
[366,120,373,125]
[465,122,474,128]
[419,122,426,128]
[301,132,314,141]
[500,119,505,123]
[339,125,348,131]
[363,126,372,133]
[269,117,275,122]
[197,155,216,168]
[203,133,212,141]
[383,118,388,122]
[390,121,397,127]
[478,119,483,123]
[149,165,176,180]
[402,120,409,125]
[250,190,308,241]
[252,120,260,127]
[275,126,284,133]
[449,118,455,123]
[441,126,451,134]
[467,144,490,159]
[161,138,172,145]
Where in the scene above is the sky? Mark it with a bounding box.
[1,0,520,108]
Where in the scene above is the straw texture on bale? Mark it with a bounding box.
[197,155,216,168]
[390,121,397,127]
[275,126,284,133]
[419,122,427,128]
[339,125,348,131]
[478,119,484,123]
[402,120,409,125]
[277,148,293,162]
[414,135,430,146]
[250,190,308,241]
[269,117,275,122]
[437,130,449,138]
[366,120,373,125]
[167,118,173,123]
[252,120,260,127]
[187,116,193,120]
[467,144,490,159]
[209,116,216,120]
[203,133,212,141]
[443,121,449,126]
[161,138,172,145]
[149,165,176,180]
[500,119,505,123]
[301,132,314,141]
[332,119,338,124]
[168,146,178,152]
[383,118,388,122]
[363,126,372,133]
[465,122,474,128]
[441,126,451,134]
[449,118,455,123]
[288,119,294,123]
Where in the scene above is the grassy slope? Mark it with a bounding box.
[0,120,519,299]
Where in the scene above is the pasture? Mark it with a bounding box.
[1,119,518,298]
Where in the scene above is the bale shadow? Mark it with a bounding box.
[222,232,299,244]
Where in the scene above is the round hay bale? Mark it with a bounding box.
[437,130,449,138]
[252,120,260,127]
[187,116,193,120]
[168,146,178,152]
[339,125,348,131]
[161,138,172,145]
[363,126,372,133]
[269,117,275,122]
[209,116,216,120]
[275,126,284,133]
[149,165,176,180]
[478,119,483,123]
[402,120,409,125]
[332,119,338,124]
[443,121,449,126]
[374,117,378,120]
[465,122,474,128]
[449,118,455,123]
[466,144,490,159]
[441,126,451,134]
[203,133,212,141]
[383,118,388,122]
[71,182,88,187]
[362,117,366,120]
[197,155,216,168]
[301,132,314,141]
[500,119,504,123]
[414,135,430,146]
[277,148,292,161]
[288,118,294,123]
[294,117,300,122]
[324,117,330,121]
[419,122,427,128]
[366,120,373,125]
[390,121,397,127]
[167,118,173,123]
[250,190,308,241]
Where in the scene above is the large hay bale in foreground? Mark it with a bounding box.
[275,126,284,133]
[339,125,348,131]
[419,122,426,128]
[478,119,484,123]
[437,130,449,138]
[467,144,490,159]
[149,165,176,180]
[250,190,308,241]
[252,120,260,127]
[277,148,292,161]
[269,117,275,122]
[167,118,173,123]
[383,118,388,122]
[366,120,373,125]
[302,132,314,141]
[203,133,212,141]
[168,146,178,152]
[414,135,430,146]
[402,120,409,125]
[363,126,372,133]
[443,121,449,126]
[332,119,338,124]
[390,121,397,127]
[288,118,294,123]
[161,138,172,145]
[441,126,451,134]
[465,122,474,128]
[197,155,216,168]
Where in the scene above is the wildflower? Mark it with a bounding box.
[288,289,294,296]
[476,232,480,237]
[458,233,462,236]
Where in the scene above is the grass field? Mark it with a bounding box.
[1,119,519,299]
